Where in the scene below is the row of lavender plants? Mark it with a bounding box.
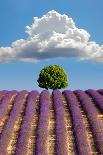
[52,90,68,155]
[86,89,103,112]
[0,90,14,103]
[74,90,103,154]
[15,91,39,155]
[0,90,17,96]
[35,90,50,155]
[98,89,103,95]
[63,90,91,155]
[0,90,28,154]
[0,90,8,97]
[0,91,17,124]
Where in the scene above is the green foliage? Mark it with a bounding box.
[37,65,68,90]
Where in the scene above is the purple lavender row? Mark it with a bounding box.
[0,90,8,96]
[86,89,103,112]
[15,91,39,155]
[97,89,103,95]
[0,90,28,154]
[0,91,17,121]
[74,90,103,154]
[52,90,68,155]
[35,90,50,155]
[63,90,91,155]
[0,91,9,103]
[0,90,17,96]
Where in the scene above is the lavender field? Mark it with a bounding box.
[0,89,103,155]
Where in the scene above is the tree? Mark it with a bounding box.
[37,64,68,90]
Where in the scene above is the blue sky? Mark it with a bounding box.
[0,0,103,91]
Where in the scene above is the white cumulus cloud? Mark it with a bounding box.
[0,10,103,63]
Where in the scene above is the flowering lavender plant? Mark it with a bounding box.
[63,90,91,155]
[98,89,103,95]
[0,91,28,154]
[0,91,17,122]
[52,90,68,155]
[86,89,103,112]
[35,90,50,155]
[75,90,103,154]
[15,91,39,155]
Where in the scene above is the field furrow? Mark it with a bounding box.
[80,111,98,155]
[49,95,56,155]
[29,94,40,155]
[62,94,76,155]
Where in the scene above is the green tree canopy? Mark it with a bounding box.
[37,65,68,90]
